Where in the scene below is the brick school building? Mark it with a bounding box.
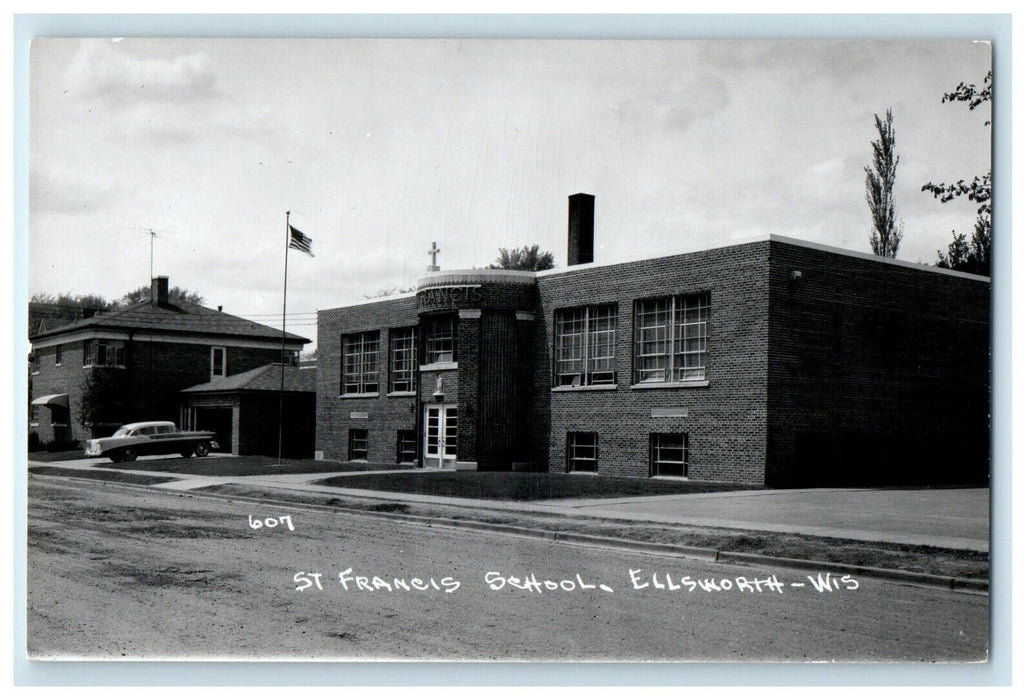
[315,195,990,487]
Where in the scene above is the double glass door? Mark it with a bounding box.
[424,404,457,468]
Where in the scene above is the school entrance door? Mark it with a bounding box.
[424,404,457,469]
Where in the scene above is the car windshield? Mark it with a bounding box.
[112,427,132,437]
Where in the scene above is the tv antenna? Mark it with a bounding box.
[147,229,156,279]
[125,226,175,281]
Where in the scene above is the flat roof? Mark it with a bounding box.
[536,233,991,284]
[319,232,989,313]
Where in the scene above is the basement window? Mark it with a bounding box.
[397,429,417,464]
[348,428,369,461]
[650,433,689,478]
[566,432,599,473]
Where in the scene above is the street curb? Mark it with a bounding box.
[29,471,988,594]
[191,484,991,595]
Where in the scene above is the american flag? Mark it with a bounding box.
[288,224,313,256]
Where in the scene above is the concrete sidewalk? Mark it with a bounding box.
[28,458,990,552]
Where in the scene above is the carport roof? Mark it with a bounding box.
[181,363,315,394]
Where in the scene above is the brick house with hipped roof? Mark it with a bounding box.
[29,277,310,445]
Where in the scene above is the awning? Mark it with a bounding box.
[31,394,69,408]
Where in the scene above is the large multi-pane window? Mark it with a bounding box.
[554,305,617,386]
[348,429,369,461]
[650,433,689,477]
[83,339,126,368]
[566,432,599,472]
[390,327,417,393]
[424,316,456,364]
[341,331,380,394]
[634,293,710,384]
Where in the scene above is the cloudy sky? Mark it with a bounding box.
[29,38,991,346]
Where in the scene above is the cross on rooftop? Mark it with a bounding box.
[427,241,441,272]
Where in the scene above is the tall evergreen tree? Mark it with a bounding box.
[865,109,903,258]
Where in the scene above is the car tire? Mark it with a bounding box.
[121,448,138,462]
[108,453,123,463]
[194,442,210,457]
[180,450,194,458]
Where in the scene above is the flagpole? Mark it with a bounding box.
[278,210,290,464]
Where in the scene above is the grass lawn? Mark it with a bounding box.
[27,450,87,463]
[316,471,757,501]
[96,455,410,477]
[29,466,175,486]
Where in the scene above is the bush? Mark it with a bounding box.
[45,438,81,452]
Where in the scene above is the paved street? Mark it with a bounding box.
[27,476,988,661]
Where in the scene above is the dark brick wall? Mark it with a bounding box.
[766,241,991,487]
[477,310,535,470]
[536,242,771,483]
[29,342,86,444]
[127,341,287,425]
[239,393,315,458]
[417,282,536,315]
[318,281,541,469]
[316,297,420,463]
[29,338,295,444]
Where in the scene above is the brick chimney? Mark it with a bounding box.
[567,193,595,266]
[151,276,169,306]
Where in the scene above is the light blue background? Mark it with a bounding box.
[12,12,1013,687]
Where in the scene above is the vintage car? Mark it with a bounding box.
[84,421,220,462]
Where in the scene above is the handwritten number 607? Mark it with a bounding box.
[249,515,295,531]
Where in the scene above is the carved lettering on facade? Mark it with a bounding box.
[417,285,484,308]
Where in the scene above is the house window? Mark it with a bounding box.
[348,429,369,461]
[211,347,226,378]
[566,432,599,473]
[83,339,126,368]
[390,328,417,393]
[341,331,380,394]
[30,353,39,375]
[55,345,63,366]
[555,305,617,386]
[651,433,689,477]
[424,316,456,364]
[30,404,40,427]
[397,429,417,464]
[634,293,710,384]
